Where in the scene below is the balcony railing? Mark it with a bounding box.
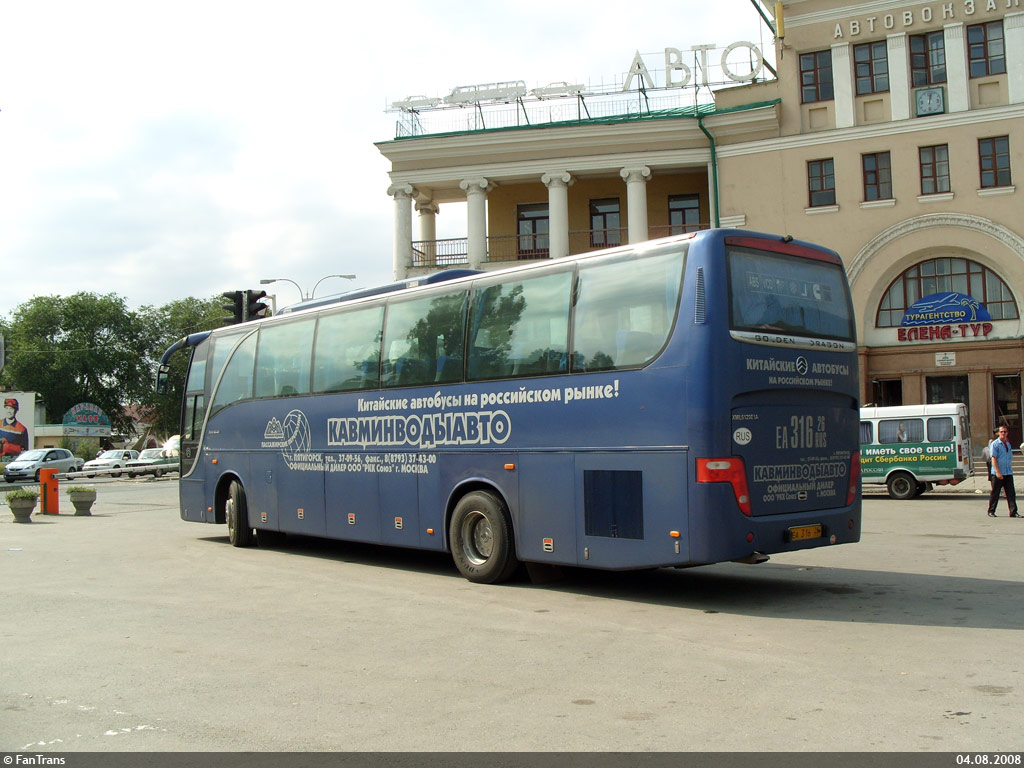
[411,238,470,267]
[411,223,709,269]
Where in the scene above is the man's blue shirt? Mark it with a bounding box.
[990,438,1014,476]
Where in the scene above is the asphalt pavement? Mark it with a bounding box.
[2,477,1022,754]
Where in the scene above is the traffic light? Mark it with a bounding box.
[222,290,244,325]
[245,289,269,321]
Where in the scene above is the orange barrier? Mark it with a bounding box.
[39,468,60,515]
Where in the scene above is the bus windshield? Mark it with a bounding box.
[728,244,855,342]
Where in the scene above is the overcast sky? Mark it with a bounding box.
[1,0,773,314]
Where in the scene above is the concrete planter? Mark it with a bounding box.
[67,489,97,516]
[7,497,38,523]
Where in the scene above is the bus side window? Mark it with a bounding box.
[572,249,683,372]
[209,332,257,417]
[254,318,315,399]
[927,417,953,442]
[382,290,467,388]
[313,305,384,393]
[467,271,571,381]
[859,421,873,445]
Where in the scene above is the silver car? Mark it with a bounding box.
[3,448,85,482]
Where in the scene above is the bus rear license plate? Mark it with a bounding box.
[788,525,822,542]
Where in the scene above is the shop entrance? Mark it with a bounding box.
[993,374,1022,448]
[871,378,903,406]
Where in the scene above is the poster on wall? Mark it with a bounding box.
[1,391,36,459]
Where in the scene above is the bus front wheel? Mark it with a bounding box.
[449,491,519,584]
[886,472,917,500]
[226,480,254,547]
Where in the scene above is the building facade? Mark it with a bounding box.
[376,0,1024,451]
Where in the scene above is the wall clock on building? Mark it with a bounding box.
[915,86,945,117]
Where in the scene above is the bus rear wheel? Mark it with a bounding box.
[449,491,519,584]
[886,472,917,500]
[226,480,254,547]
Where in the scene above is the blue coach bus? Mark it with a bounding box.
[159,229,861,583]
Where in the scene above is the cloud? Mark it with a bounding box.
[0,0,770,313]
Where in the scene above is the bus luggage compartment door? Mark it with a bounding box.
[517,452,577,566]
[575,451,689,569]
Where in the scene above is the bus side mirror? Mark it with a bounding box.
[156,365,170,395]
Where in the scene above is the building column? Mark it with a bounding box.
[944,23,970,113]
[541,171,573,259]
[388,183,414,281]
[620,166,651,244]
[887,33,910,121]
[460,177,493,270]
[831,42,855,128]
[415,199,439,267]
[1006,12,1024,104]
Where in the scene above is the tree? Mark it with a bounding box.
[0,292,229,440]
[1,293,156,434]
[139,295,229,435]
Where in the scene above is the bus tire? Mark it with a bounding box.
[226,480,254,547]
[886,472,917,500]
[449,491,519,584]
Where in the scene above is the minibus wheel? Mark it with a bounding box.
[450,490,519,584]
[886,472,917,500]
[226,480,254,547]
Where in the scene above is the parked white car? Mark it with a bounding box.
[82,450,139,478]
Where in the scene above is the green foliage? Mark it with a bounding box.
[139,295,229,434]
[6,488,39,501]
[60,437,100,461]
[0,293,154,434]
[65,486,96,495]
[0,292,229,436]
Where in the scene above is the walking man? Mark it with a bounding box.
[988,427,1020,518]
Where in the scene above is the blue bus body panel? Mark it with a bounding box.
[181,228,861,570]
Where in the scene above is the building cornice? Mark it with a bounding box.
[387,147,713,194]
[377,103,779,173]
[717,103,1024,158]
[783,0,953,29]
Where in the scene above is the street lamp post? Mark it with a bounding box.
[260,274,356,301]
[312,274,356,297]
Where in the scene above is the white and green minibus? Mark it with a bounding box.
[860,403,973,499]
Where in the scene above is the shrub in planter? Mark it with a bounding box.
[7,488,39,523]
[66,486,97,516]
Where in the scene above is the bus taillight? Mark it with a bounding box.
[697,458,752,516]
[847,451,861,506]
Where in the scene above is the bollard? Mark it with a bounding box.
[39,468,60,515]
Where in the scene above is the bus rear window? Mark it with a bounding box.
[728,246,854,341]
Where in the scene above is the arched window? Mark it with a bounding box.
[876,256,1018,327]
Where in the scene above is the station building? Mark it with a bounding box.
[376,0,1024,450]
